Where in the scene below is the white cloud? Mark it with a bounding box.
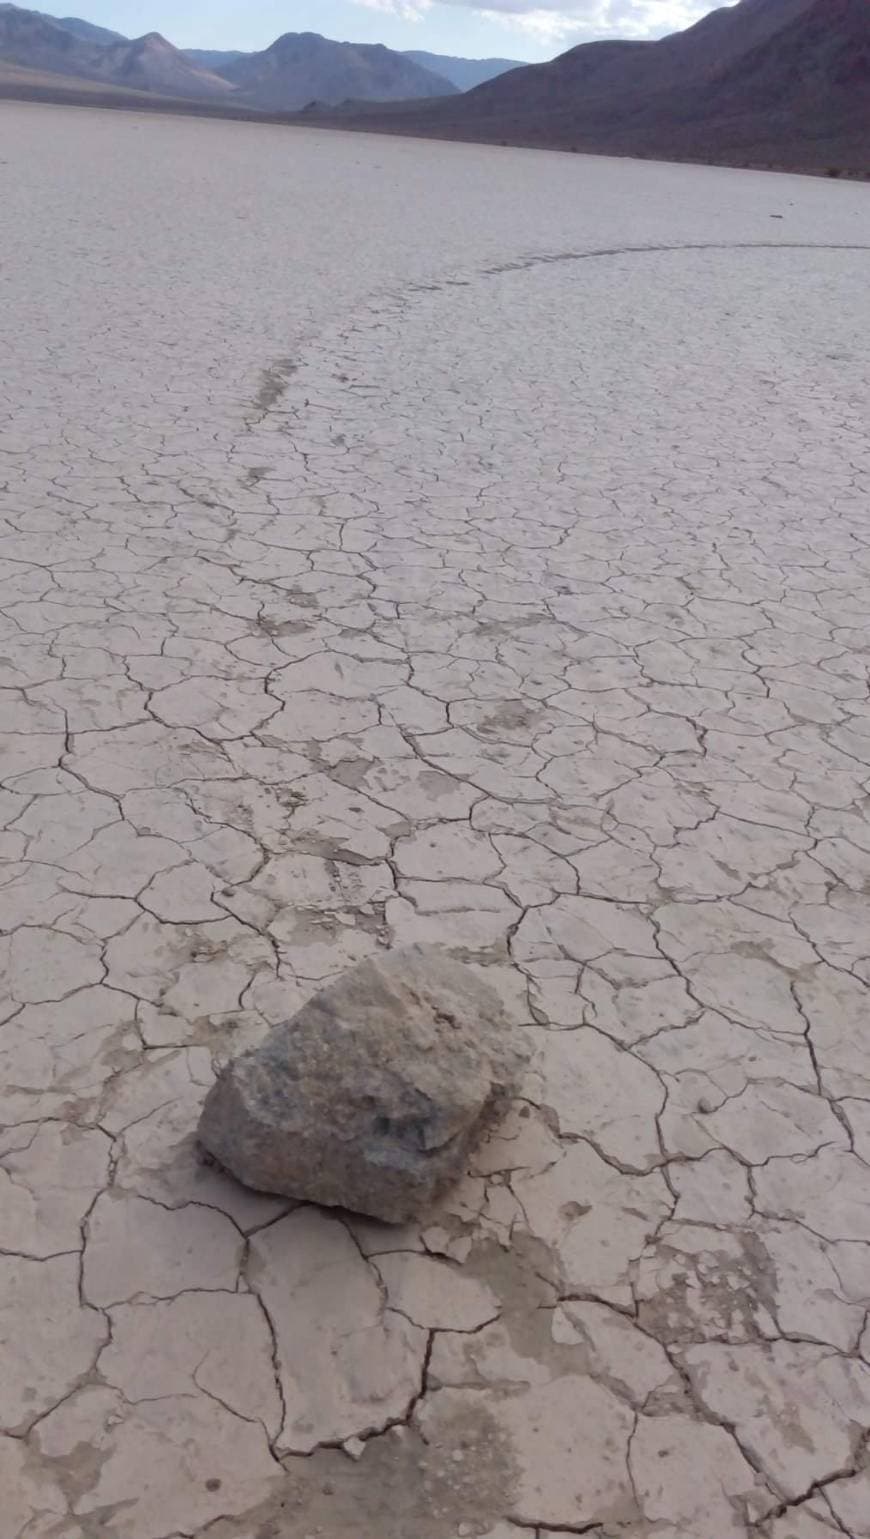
[352,0,729,47]
[354,0,434,18]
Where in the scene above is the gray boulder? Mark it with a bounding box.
[198,945,527,1223]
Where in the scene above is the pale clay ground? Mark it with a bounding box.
[1,102,870,1539]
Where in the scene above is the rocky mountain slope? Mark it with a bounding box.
[451,0,819,119]
[344,0,870,174]
[0,2,99,73]
[88,33,234,97]
[674,0,870,164]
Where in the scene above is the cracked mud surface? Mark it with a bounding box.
[2,102,870,1539]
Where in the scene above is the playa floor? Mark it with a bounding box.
[2,102,870,1539]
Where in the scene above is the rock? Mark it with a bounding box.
[197,945,527,1223]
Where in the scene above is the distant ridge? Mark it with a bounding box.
[55,13,123,45]
[182,48,246,71]
[402,50,521,91]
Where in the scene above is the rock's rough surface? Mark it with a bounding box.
[197,946,527,1221]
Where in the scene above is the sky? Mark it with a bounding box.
[42,1,737,61]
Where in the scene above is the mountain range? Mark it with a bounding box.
[0,0,867,176]
[181,45,520,93]
[0,5,520,106]
[214,33,456,109]
[0,6,232,95]
[338,0,870,175]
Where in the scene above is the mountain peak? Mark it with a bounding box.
[221,29,457,109]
